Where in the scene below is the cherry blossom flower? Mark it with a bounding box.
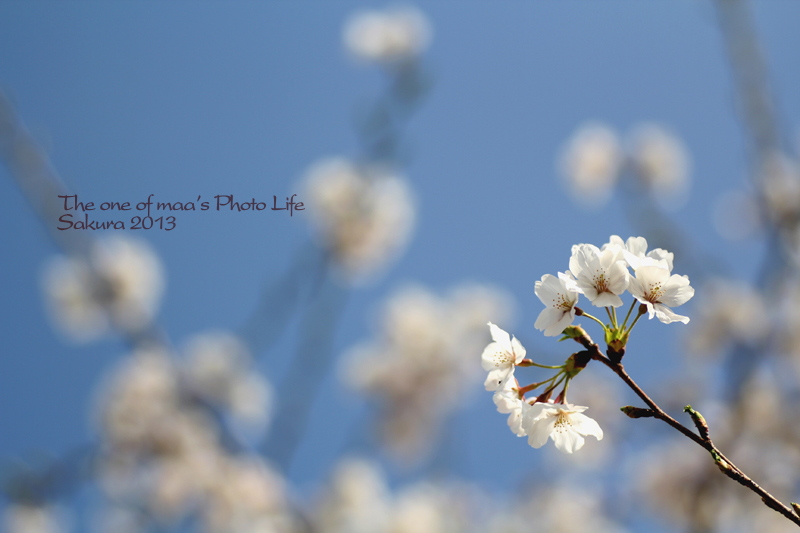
[481,323,526,391]
[493,376,528,437]
[628,264,694,324]
[534,272,580,336]
[569,243,629,307]
[604,235,674,272]
[523,402,603,454]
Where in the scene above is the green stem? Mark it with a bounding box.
[621,300,637,329]
[526,362,565,370]
[545,373,567,395]
[605,307,615,327]
[580,312,608,331]
[628,308,646,332]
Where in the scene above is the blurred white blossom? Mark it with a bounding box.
[302,158,415,282]
[3,505,67,533]
[559,122,622,207]
[314,460,477,533]
[343,283,513,461]
[94,337,279,529]
[759,151,800,225]
[182,331,273,433]
[687,279,769,356]
[488,483,628,533]
[202,456,298,533]
[312,459,392,533]
[628,124,691,203]
[42,237,164,341]
[343,6,431,64]
[560,122,692,208]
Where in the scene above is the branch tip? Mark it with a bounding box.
[683,405,710,441]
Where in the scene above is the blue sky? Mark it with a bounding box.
[1,1,799,530]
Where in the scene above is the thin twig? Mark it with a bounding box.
[574,333,800,527]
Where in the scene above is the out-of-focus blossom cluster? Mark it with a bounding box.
[559,122,691,208]
[42,237,164,342]
[342,283,513,461]
[2,504,67,533]
[343,6,431,65]
[95,333,283,532]
[713,150,800,247]
[302,158,415,283]
[489,482,629,533]
[686,278,769,357]
[312,458,628,533]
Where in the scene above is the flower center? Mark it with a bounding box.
[646,283,665,303]
[493,350,512,367]
[592,271,609,293]
[554,410,573,431]
[553,294,574,311]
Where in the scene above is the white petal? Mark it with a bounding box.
[653,303,690,324]
[605,261,631,294]
[484,367,511,391]
[535,274,562,303]
[647,248,674,272]
[625,236,648,257]
[534,307,563,332]
[526,415,556,449]
[552,427,585,454]
[591,291,624,308]
[543,311,575,337]
[570,412,604,440]
[488,322,512,349]
[661,275,694,307]
[510,336,526,363]
[507,408,527,437]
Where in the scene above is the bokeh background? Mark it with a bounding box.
[2,2,800,532]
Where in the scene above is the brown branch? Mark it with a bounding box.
[574,333,800,528]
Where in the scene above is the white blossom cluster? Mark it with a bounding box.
[302,158,415,283]
[42,236,164,341]
[535,235,693,331]
[482,236,694,454]
[343,283,513,461]
[343,6,431,64]
[95,334,281,532]
[560,122,691,208]
[482,323,603,455]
